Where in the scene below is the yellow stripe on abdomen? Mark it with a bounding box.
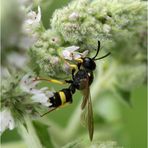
[59,91,66,105]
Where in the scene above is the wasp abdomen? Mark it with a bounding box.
[49,88,73,108]
[61,88,73,103]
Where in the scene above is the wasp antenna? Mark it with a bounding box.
[92,41,101,60]
[94,52,111,61]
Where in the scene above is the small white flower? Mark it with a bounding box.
[19,6,41,49]
[31,90,53,107]
[62,46,79,60]
[62,46,88,60]
[63,62,71,74]
[23,6,41,33]
[69,12,79,21]
[81,50,89,57]
[20,74,40,94]
[52,57,59,65]
[20,74,54,107]
[0,109,15,134]
[103,24,111,33]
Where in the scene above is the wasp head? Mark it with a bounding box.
[82,57,96,71]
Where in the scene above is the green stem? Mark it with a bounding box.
[38,116,65,140]
[18,116,43,148]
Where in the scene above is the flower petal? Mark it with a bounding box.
[62,46,80,60]
[64,46,79,52]
[20,74,40,94]
[0,109,15,134]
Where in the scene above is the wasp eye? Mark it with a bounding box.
[83,58,96,71]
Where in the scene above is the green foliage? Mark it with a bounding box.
[33,121,53,148]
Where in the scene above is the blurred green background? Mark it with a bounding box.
[1,0,147,148]
[1,85,147,148]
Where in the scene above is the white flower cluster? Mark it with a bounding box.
[20,74,53,107]
[19,6,42,49]
[23,6,41,34]
[0,109,15,134]
[69,12,79,21]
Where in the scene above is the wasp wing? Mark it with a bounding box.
[81,77,90,110]
[87,91,94,141]
[80,76,94,141]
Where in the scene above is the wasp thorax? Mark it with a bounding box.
[82,57,96,71]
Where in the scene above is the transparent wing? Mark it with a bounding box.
[80,76,94,141]
[87,92,94,141]
[81,77,90,110]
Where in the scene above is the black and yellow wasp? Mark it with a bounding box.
[35,41,111,141]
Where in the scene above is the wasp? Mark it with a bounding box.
[35,41,111,141]
[64,41,111,140]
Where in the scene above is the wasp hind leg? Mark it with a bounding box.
[34,77,67,85]
[34,62,76,85]
[40,108,57,117]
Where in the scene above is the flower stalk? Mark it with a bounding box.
[18,116,42,148]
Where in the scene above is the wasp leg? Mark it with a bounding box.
[75,58,83,64]
[41,101,73,117]
[68,63,78,74]
[64,60,77,71]
[64,60,77,80]
[34,77,74,85]
[72,69,75,79]
[34,77,66,85]
[40,108,57,117]
[65,80,73,84]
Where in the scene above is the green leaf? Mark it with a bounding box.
[113,85,132,107]
[33,121,53,148]
[61,139,82,148]
[1,141,27,148]
[18,116,43,148]
[22,122,28,133]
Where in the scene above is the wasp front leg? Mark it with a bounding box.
[64,59,82,79]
